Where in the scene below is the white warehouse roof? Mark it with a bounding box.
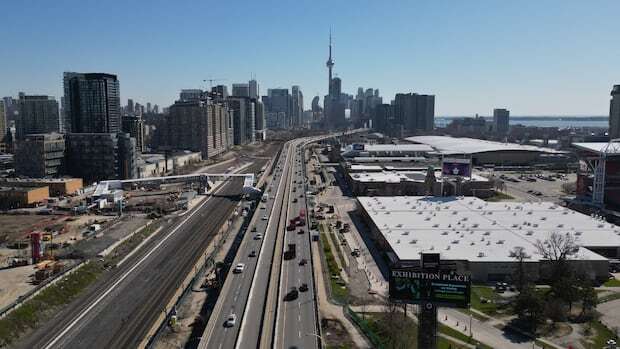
[358,196,619,262]
[362,144,434,153]
[406,136,563,155]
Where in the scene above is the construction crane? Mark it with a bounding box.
[203,78,227,89]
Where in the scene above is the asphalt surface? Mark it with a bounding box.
[13,161,266,349]
[274,144,318,349]
[200,142,293,349]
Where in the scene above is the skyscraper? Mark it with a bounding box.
[324,32,346,130]
[146,102,152,114]
[63,72,121,133]
[249,80,259,99]
[493,108,510,135]
[16,94,60,139]
[291,85,304,127]
[127,99,134,115]
[227,96,255,145]
[610,85,620,139]
[0,100,6,145]
[394,93,435,133]
[211,85,229,99]
[232,83,250,97]
[264,89,291,128]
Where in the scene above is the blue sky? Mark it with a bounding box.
[1,0,618,116]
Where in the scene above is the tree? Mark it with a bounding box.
[514,285,546,332]
[578,278,597,318]
[510,246,530,291]
[424,166,436,196]
[535,232,578,281]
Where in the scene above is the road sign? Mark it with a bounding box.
[389,269,471,308]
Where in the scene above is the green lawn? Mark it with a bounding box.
[319,227,349,304]
[598,292,620,304]
[603,278,620,287]
[439,324,494,349]
[582,320,618,349]
[471,286,499,315]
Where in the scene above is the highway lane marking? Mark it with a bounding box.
[42,183,226,349]
[234,144,293,349]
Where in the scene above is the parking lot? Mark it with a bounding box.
[477,169,576,202]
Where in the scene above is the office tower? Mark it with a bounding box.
[211,85,229,99]
[249,80,259,99]
[146,102,152,114]
[264,89,291,128]
[179,89,204,102]
[232,83,250,97]
[16,94,60,139]
[227,97,255,145]
[493,108,510,135]
[610,85,620,139]
[255,100,266,140]
[15,133,65,178]
[65,133,137,181]
[167,98,230,158]
[127,99,134,115]
[153,104,159,114]
[122,115,145,152]
[291,86,304,127]
[63,72,121,134]
[0,100,6,145]
[394,93,435,133]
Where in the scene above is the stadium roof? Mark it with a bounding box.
[572,142,620,155]
[406,136,563,155]
[358,196,618,262]
[351,170,488,183]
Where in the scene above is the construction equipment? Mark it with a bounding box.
[203,78,227,89]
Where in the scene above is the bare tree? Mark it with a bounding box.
[535,232,578,270]
[509,246,530,291]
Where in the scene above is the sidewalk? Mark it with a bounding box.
[312,216,371,348]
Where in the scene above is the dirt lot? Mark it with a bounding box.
[0,215,65,245]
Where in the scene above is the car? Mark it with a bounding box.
[249,250,257,257]
[251,226,257,232]
[298,229,305,235]
[254,233,263,240]
[233,263,245,273]
[293,198,298,203]
[225,313,237,327]
[299,283,309,292]
[262,215,268,220]
[299,258,307,266]
[285,287,299,301]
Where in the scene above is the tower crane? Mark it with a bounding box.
[203,78,227,89]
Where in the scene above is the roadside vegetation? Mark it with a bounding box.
[319,224,348,304]
[484,191,514,202]
[0,223,158,347]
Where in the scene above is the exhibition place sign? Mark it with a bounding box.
[391,270,471,283]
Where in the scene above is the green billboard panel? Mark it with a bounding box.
[389,269,471,308]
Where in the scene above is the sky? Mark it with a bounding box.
[1,0,619,116]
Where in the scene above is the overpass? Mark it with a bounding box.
[93,172,259,197]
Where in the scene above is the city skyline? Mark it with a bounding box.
[1,1,619,116]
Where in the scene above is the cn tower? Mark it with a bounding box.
[326,30,334,94]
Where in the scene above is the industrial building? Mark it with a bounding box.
[357,196,619,282]
[346,166,492,197]
[406,135,567,166]
[0,186,49,209]
[0,178,83,196]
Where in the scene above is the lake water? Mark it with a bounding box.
[435,117,608,129]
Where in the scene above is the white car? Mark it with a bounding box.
[262,215,268,220]
[233,263,245,273]
[225,313,237,327]
[254,233,263,240]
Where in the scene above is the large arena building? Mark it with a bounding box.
[357,196,620,282]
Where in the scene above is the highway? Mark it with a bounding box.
[200,137,321,349]
[14,160,268,349]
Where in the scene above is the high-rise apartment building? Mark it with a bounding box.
[211,85,229,99]
[291,86,304,127]
[254,100,266,140]
[167,97,230,158]
[122,115,145,153]
[493,108,510,135]
[0,100,6,146]
[65,133,137,181]
[372,104,394,133]
[393,93,435,133]
[232,83,250,97]
[227,97,255,145]
[264,89,291,128]
[16,94,60,139]
[63,72,121,134]
[127,99,134,115]
[610,85,620,139]
[179,89,204,102]
[15,133,65,178]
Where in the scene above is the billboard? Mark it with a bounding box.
[442,157,471,177]
[389,269,471,308]
[352,143,365,151]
